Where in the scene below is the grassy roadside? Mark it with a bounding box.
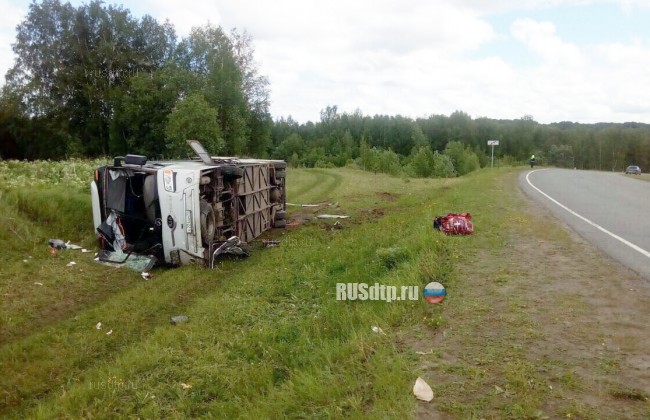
[408,170,650,419]
[0,167,460,417]
[1,165,648,418]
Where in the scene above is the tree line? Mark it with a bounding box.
[2,1,650,177]
[270,108,650,176]
[0,0,271,160]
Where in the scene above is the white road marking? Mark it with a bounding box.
[525,169,650,259]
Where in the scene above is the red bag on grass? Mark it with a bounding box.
[433,213,474,235]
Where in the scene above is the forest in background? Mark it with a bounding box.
[2,0,650,177]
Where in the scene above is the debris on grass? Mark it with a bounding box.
[180,383,192,390]
[415,350,434,355]
[106,329,113,336]
[261,240,281,248]
[332,221,344,230]
[433,213,474,235]
[286,202,322,207]
[171,315,189,325]
[371,326,386,335]
[95,250,157,272]
[48,239,67,249]
[413,377,434,402]
[66,261,77,267]
[141,272,152,281]
[65,241,82,250]
[96,322,102,330]
[34,282,43,286]
[316,214,349,219]
[48,247,58,256]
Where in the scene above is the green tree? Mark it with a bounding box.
[178,25,252,155]
[548,144,575,168]
[274,133,305,161]
[378,149,402,175]
[444,140,480,175]
[6,0,177,156]
[410,146,435,177]
[460,148,480,174]
[111,65,199,157]
[433,151,456,178]
[165,93,223,158]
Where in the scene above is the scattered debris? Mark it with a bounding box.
[96,322,102,330]
[415,350,434,355]
[95,249,157,272]
[413,377,434,402]
[66,261,77,267]
[171,315,189,325]
[65,241,82,250]
[48,247,58,256]
[209,236,248,268]
[34,282,43,286]
[261,240,281,248]
[316,214,350,219]
[106,329,113,335]
[287,203,322,207]
[180,383,192,390]
[495,385,505,394]
[81,249,92,253]
[332,221,344,230]
[371,326,386,335]
[433,213,474,235]
[22,259,28,263]
[48,239,67,249]
[48,239,83,250]
[141,272,152,281]
[286,221,303,228]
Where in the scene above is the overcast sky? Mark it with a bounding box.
[2,0,650,124]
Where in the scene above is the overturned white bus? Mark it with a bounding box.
[90,140,286,267]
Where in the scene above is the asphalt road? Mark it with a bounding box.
[520,168,650,279]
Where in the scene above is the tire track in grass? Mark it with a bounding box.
[287,170,323,202]
[21,174,445,418]
[0,266,231,415]
[290,169,343,204]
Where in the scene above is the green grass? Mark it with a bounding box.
[2,163,648,418]
[0,165,464,418]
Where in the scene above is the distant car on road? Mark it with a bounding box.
[625,165,642,175]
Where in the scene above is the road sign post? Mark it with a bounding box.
[487,140,499,168]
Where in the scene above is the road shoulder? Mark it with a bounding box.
[411,169,650,418]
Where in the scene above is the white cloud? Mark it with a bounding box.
[140,0,222,35]
[2,0,650,123]
[209,0,499,122]
[592,41,650,115]
[0,0,24,84]
[511,18,585,66]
